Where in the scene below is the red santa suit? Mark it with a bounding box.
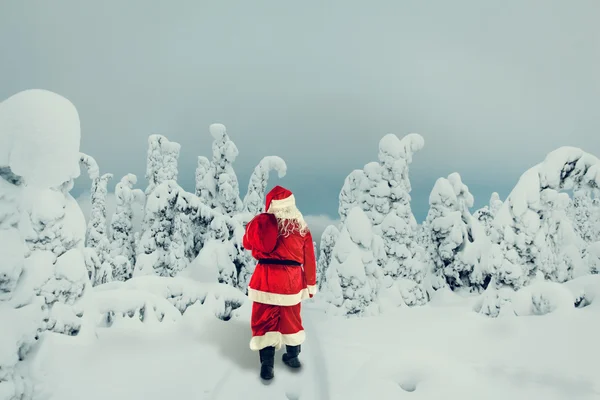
[242,186,317,351]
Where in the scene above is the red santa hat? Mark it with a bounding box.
[265,185,295,212]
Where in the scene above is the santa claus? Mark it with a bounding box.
[242,185,317,381]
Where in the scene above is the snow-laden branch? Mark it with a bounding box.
[79,153,99,180]
[243,156,287,214]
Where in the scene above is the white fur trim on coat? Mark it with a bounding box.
[268,194,295,211]
[250,331,283,351]
[307,285,317,296]
[248,287,310,306]
[282,330,306,346]
[250,330,306,351]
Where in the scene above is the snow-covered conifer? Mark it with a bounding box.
[209,123,242,215]
[374,134,427,305]
[110,173,144,275]
[474,192,503,237]
[145,134,180,196]
[136,180,188,277]
[338,169,368,223]
[195,155,213,205]
[421,173,490,292]
[85,173,112,260]
[318,225,340,291]
[485,147,600,315]
[324,207,382,316]
[567,188,600,244]
[0,90,90,398]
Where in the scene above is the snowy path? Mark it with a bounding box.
[208,305,330,400]
[31,303,332,400]
[30,294,600,400]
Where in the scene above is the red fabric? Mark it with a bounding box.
[265,185,293,212]
[242,215,316,298]
[251,302,303,337]
[242,186,316,300]
[242,213,278,253]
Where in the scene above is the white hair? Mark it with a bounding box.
[267,203,309,237]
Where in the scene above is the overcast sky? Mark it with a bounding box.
[1,0,599,225]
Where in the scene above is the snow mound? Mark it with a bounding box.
[0,89,81,188]
[181,240,226,283]
[94,276,246,321]
[91,288,182,328]
[563,274,600,311]
[512,281,574,316]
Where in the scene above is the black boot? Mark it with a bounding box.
[259,346,275,380]
[282,345,302,369]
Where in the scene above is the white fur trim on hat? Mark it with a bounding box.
[268,194,296,211]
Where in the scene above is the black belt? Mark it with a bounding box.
[258,259,302,266]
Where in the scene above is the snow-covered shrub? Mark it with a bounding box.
[324,207,383,316]
[563,274,600,310]
[110,173,144,275]
[145,134,180,196]
[91,288,182,328]
[420,173,490,292]
[473,283,516,318]
[83,247,111,286]
[317,225,340,290]
[512,281,574,316]
[93,276,246,323]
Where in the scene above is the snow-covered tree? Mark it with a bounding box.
[195,156,213,205]
[177,190,240,286]
[322,133,427,307]
[373,134,427,305]
[210,124,242,215]
[534,189,581,283]
[338,169,369,223]
[473,192,503,237]
[136,180,188,277]
[0,89,90,399]
[145,134,180,196]
[420,173,490,292]
[85,173,112,259]
[242,156,287,214]
[567,188,600,244]
[318,225,340,291]
[110,173,144,277]
[83,247,111,285]
[482,147,600,315]
[324,207,383,316]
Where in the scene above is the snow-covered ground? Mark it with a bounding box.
[29,281,600,400]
